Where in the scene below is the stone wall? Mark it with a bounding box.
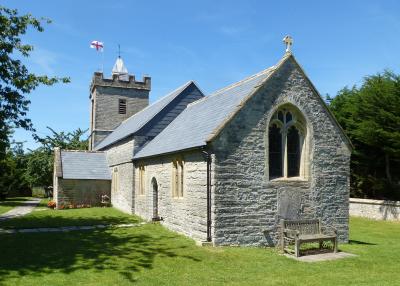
[211,57,351,246]
[55,179,110,208]
[135,151,208,242]
[104,136,135,214]
[350,198,400,221]
[93,86,149,131]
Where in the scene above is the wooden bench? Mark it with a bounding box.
[280,219,338,257]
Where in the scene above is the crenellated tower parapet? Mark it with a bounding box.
[90,72,151,95]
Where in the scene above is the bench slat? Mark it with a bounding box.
[280,219,338,257]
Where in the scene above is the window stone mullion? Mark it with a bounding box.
[282,128,288,178]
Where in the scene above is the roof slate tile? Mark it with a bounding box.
[61,151,111,180]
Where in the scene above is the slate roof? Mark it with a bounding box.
[61,151,111,180]
[134,63,278,159]
[95,81,196,150]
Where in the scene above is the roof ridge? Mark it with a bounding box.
[211,66,275,96]
[120,80,194,125]
[186,65,276,108]
[205,53,293,142]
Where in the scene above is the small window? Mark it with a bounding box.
[119,99,127,114]
[138,165,145,195]
[112,167,119,193]
[172,158,184,198]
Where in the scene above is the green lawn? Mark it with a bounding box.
[0,199,140,229]
[0,205,399,285]
[0,197,31,215]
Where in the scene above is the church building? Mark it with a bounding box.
[53,40,351,246]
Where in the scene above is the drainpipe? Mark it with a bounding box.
[201,147,212,242]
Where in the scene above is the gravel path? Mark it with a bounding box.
[0,198,41,221]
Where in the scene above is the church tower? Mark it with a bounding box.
[89,57,151,150]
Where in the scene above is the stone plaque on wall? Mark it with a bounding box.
[277,189,313,220]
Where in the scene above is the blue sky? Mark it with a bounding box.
[4,0,400,149]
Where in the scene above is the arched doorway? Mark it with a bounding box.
[151,177,160,221]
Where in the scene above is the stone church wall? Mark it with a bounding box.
[211,57,351,246]
[105,136,135,214]
[134,151,208,242]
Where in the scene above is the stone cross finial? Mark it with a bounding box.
[283,35,293,53]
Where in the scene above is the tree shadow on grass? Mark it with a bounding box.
[1,197,31,202]
[0,208,141,229]
[0,226,201,283]
[349,240,377,246]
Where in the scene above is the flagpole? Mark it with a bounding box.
[101,45,104,73]
[90,40,104,73]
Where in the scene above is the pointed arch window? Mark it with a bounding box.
[112,167,119,193]
[268,107,307,179]
[138,165,146,196]
[172,157,184,198]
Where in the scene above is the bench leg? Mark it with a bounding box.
[295,240,300,257]
[333,238,338,253]
[319,241,323,250]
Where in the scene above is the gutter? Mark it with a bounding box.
[201,147,212,243]
[132,145,205,161]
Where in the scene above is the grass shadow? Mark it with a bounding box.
[0,197,33,207]
[0,208,141,229]
[0,225,201,283]
[0,197,31,202]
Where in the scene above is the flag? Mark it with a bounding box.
[90,40,104,51]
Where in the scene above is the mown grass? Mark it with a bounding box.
[0,209,399,285]
[0,202,140,229]
[0,197,31,215]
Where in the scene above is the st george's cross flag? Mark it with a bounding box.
[90,40,104,51]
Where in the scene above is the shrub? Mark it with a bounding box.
[47,200,56,209]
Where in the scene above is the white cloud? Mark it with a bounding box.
[219,26,246,37]
[29,48,59,75]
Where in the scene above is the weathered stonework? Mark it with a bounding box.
[211,57,351,246]
[54,179,111,208]
[134,151,209,242]
[104,136,135,214]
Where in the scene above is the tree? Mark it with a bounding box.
[0,142,30,199]
[329,71,400,200]
[0,6,69,159]
[25,127,88,187]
